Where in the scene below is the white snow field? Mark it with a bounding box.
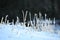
[0,24,60,40]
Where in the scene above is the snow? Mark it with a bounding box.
[0,24,60,40]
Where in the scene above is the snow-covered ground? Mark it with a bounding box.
[0,24,60,40]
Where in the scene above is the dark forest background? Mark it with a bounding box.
[0,0,60,22]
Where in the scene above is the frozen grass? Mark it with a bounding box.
[0,24,60,40]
